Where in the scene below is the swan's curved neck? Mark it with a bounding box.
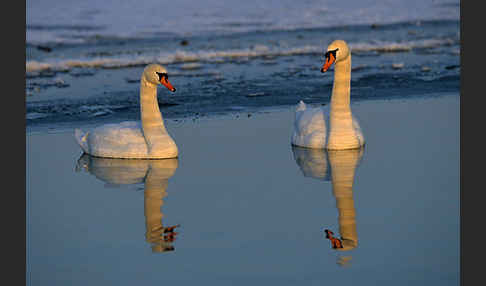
[140,77,167,152]
[328,54,360,149]
[330,54,351,118]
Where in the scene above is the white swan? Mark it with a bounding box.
[291,40,365,150]
[75,64,178,159]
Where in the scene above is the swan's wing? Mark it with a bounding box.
[86,121,148,157]
[90,121,143,141]
[292,103,327,148]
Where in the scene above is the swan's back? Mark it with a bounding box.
[291,101,327,148]
[290,101,365,149]
[75,121,149,158]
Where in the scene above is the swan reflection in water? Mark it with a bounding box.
[292,146,364,266]
[76,154,180,253]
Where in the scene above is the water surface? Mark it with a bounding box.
[26,95,459,285]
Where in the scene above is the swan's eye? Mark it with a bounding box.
[156,72,168,81]
[324,48,339,60]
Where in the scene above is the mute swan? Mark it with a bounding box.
[291,40,365,150]
[75,64,178,159]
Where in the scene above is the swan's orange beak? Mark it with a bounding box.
[321,53,335,73]
[161,77,176,92]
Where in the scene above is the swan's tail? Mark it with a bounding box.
[74,128,89,154]
[296,100,306,112]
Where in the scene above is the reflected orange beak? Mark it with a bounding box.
[160,77,176,92]
[321,53,335,73]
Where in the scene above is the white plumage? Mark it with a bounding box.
[75,64,178,159]
[291,40,365,150]
[291,101,327,149]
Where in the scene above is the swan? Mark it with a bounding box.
[291,40,365,150]
[75,64,178,159]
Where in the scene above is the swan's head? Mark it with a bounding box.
[321,40,350,73]
[143,63,176,92]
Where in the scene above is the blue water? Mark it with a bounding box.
[26,2,460,285]
[27,96,460,286]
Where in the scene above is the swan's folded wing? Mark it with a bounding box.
[87,121,149,158]
[292,106,327,148]
[292,107,327,148]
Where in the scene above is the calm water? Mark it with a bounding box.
[26,1,460,284]
[26,95,459,286]
[26,0,460,133]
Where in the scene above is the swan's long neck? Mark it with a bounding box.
[328,54,360,149]
[140,77,167,152]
